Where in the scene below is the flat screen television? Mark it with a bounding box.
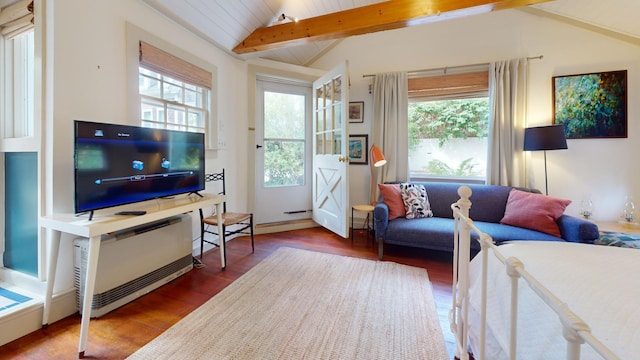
[74,120,205,217]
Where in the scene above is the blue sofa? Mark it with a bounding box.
[373,182,600,259]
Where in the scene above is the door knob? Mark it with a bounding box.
[338,156,346,162]
[256,144,263,149]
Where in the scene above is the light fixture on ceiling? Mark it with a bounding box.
[277,13,298,23]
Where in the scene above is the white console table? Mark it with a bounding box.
[39,193,226,358]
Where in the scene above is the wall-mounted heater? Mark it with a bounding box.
[73,214,193,318]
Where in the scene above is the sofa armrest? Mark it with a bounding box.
[374,202,389,238]
[557,215,600,243]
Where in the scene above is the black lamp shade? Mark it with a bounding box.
[523,125,568,151]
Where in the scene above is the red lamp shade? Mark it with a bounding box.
[370,145,387,168]
[369,145,387,205]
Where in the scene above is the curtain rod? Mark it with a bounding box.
[361,55,544,78]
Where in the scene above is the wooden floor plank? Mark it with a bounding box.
[0,227,455,359]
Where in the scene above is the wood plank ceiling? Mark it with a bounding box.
[142,0,640,66]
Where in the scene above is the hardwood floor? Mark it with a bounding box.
[0,227,455,359]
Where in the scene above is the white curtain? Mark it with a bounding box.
[487,59,528,187]
[372,72,409,184]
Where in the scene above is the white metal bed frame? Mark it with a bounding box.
[449,185,619,360]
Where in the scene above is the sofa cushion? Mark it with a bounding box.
[500,189,571,237]
[420,182,513,223]
[378,183,405,220]
[474,222,563,243]
[385,217,476,252]
[383,218,564,253]
[400,183,433,219]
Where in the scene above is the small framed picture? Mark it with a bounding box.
[348,101,364,123]
[349,134,368,165]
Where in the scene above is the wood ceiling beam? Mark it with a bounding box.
[233,0,552,54]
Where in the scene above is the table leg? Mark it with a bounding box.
[216,203,225,269]
[43,229,61,326]
[365,213,371,242]
[78,235,102,358]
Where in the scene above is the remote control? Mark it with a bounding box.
[115,210,147,216]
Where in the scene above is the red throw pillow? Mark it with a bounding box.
[500,189,571,237]
[378,183,405,220]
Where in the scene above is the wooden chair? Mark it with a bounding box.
[199,169,254,262]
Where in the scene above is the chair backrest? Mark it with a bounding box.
[205,169,227,213]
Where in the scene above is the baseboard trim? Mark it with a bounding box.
[255,219,318,235]
[0,287,75,347]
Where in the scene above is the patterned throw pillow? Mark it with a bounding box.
[399,183,433,219]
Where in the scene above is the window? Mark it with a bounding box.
[139,67,209,133]
[1,0,37,275]
[2,28,34,140]
[138,41,211,135]
[408,70,489,182]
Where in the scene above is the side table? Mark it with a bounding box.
[595,221,640,234]
[594,221,640,249]
[351,204,375,243]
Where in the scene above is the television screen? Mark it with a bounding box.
[74,120,205,214]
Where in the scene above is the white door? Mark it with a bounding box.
[312,61,349,238]
[255,79,312,224]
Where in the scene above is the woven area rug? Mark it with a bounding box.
[128,247,448,359]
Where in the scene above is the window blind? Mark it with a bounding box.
[139,41,212,90]
[408,71,488,101]
[0,0,33,39]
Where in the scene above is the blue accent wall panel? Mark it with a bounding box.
[4,152,38,276]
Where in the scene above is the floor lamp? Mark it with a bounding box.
[369,145,387,205]
[523,125,568,195]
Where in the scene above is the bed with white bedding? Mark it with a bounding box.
[450,186,640,360]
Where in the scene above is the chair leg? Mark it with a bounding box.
[222,224,227,267]
[250,214,255,253]
[199,210,205,260]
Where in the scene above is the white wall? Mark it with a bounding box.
[311,9,640,222]
[44,0,248,294]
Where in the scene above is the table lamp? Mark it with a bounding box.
[369,145,387,205]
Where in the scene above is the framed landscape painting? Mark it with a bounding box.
[348,134,368,165]
[553,70,627,139]
[348,101,364,123]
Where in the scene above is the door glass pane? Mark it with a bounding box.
[334,103,342,128]
[325,132,333,154]
[315,87,323,111]
[264,92,305,139]
[264,91,306,187]
[332,77,342,103]
[334,132,342,154]
[264,140,304,186]
[316,109,325,134]
[316,133,324,155]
